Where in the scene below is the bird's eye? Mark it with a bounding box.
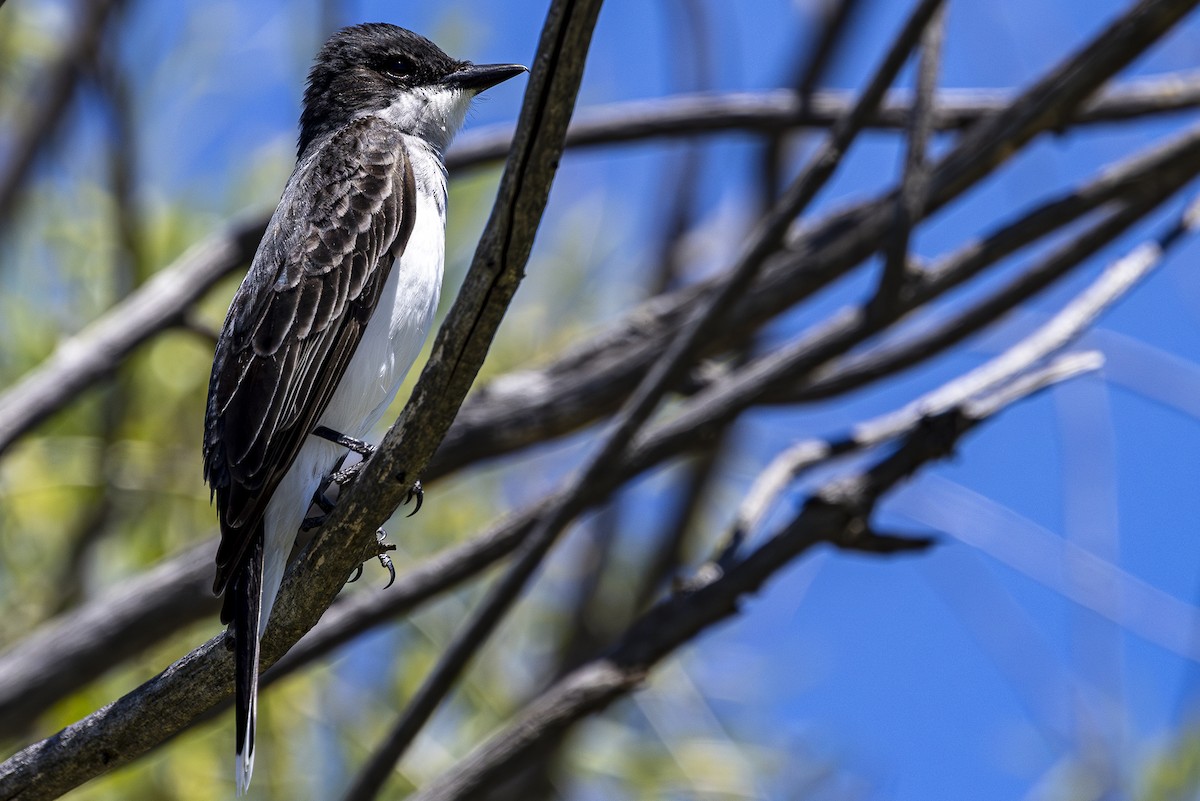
[381,58,411,79]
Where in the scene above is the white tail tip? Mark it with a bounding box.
[235,743,255,796]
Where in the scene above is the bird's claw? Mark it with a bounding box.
[404,481,423,517]
[329,467,355,485]
[347,530,396,587]
[375,528,397,588]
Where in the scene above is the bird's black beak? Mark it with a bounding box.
[444,62,528,93]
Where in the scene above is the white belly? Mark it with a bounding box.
[258,161,445,634]
[321,182,445,438]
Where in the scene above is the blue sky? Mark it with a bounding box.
[28,0,1200,797]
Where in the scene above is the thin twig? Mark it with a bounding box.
[0,0,125,232]
[796,0,868,100]
[873,2,945,314]
[446,74,1200,170]
[337,3,607,800]
[786,197,1192,403]
[927,0,1199,205]
[732,193,1200,543]
[759,0,867,204]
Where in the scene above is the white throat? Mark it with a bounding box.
[373,86,473,152]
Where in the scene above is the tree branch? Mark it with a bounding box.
[733,192,1200,543]
[342,4,946,795]
[0,216,267,457]
[873,1,944,313]
[0,0,126,232]
[407,364,1081,801]
[445,73,1200,169]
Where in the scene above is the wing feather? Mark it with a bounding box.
[204,116,415,593]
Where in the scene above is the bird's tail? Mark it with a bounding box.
[230,533,264,797]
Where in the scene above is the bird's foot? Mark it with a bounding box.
[403,480,423,517]
[328,465,358,485]
[313,425,376,459]
[349,528,397,587]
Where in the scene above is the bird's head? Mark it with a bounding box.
[298,23,526,157]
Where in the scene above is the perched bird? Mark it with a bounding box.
[202,23,525,794]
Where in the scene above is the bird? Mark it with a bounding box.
[201,23,525,795]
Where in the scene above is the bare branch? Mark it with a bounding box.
[407,368,1079,801]
[928,0,1199,204]
[789,174,1200,402]
[795,0,868,100]
[344,4,945,793]
[0,217,266,457]
[446,73,1200,169]
[0,0,126,231]
[733,191,1200,541]
[874,2,945,313]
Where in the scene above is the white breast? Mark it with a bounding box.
[320,135,446,437]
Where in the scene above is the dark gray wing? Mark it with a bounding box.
[204,115,417,597]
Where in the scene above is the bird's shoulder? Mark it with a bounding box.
[223,117,414,353]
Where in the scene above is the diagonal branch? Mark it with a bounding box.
[407,360,1084,801]
[342,3,946,795]
[0,216,267,457]
[873,1,945,313]
[0,0,126,232]
[927,0,1200,204]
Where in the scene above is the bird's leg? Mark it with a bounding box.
[312,489,336,514]
[312,425,375,458]
[308,428,409,586]
[301,455,348,531]
[300,491,336,531]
